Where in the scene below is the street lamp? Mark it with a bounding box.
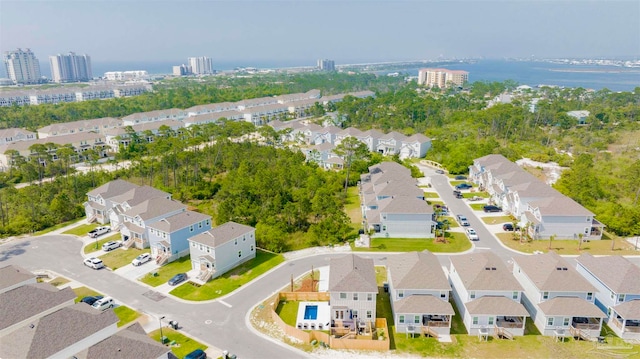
[159,316,166,344]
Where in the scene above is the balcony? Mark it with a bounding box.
[572,317,600,331]
[496,316,524,329]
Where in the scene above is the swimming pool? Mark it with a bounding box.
[304,305,318,320]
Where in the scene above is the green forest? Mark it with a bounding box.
[1,72,639,245]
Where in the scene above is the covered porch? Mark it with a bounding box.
[610,300,640,340]
[393,295,455,336]
[538,296,606,339]
[466,296,529,337]
[153,240,171,265]
[588,218,605,239]
[121,222,147,249]
[195,255,216,283]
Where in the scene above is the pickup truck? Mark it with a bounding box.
[88,226,111,238]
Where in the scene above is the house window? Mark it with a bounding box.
[488,317,494,325]
[251,245,254,251]
[414,316,420,324]
[191,242,196,247]
[584,227,589,234]
[206,247,210,253]
[611,292,615,300]
[563,317,570,326]
[398,291,404,298]
[470,291,476,299]
[206,219,210,226]
[367,293,373,301]
[543,292,549,300]
[162,233,166,239]
[441,293,446,298]
[547,317,554,326]
[512,291,518,300]
[399,315,405,324]
[198,222,202,228]
[243,236,246,241]
[353,293,358,301]
[234,239,237,245]
[352,310,358,318]
[190,225,194,232]
[618,294,625,302]
[472,317,478,325]
[340,293,347,299]
[367,311,372,319]
[199,245,203,250]
[238,251,242,257]
[587,292,593,301]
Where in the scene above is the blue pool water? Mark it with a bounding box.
[304,305,318,320]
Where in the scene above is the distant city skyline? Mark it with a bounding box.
[1,0,638,71]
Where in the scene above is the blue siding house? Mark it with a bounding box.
[147,210,212,265]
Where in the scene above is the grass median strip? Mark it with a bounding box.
[114,305,141,327]
[63,223,99,236]
[100,248,149,270]
[84,233,121,254]
[149,327,207,358]
[170,250,284,301]
[495,233,637,255]
[353,232,471,253]
[140,256,192,287]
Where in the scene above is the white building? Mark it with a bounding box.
[49,52,92,82]
[103,70,148,81]
[417,68,468,89]
[188,56,213,75]
[3,48,42,84]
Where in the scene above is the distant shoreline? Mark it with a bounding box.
[548,68,640,74]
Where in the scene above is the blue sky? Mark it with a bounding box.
[1,0,639,66]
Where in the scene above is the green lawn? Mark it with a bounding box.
[48,276,70,287]
[469,203,485,211]
[149,327,208,359]
[426,200,444,206]
[114,305,141,327]
[423,192,440,198]
[73,286,102,302]
[36,219,84,235]
[140,256,192,287]
[100,248,149,271]
[353,232,471,253]
[63,223,99,236]
[441,217,459,228]
[170,250,284,301]
[344,186,363,232]
[496,233,638,255]
[462,191,489,198]
[480,216,513,225]
[84,233,121,254]
[275,300,299,327]
[375,265,387,286]
[450,180,473,187]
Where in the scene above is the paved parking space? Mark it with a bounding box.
[115,261,160,280]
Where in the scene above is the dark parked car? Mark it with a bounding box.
[454,175,467,180]
[503,223,520,231]
[168,273,187,286]
[80,295,104,306]
[435,169,445,174]
[455,183,472,190]
[184,349,207,359]
[453,190,463,199]
[483,205,502,213]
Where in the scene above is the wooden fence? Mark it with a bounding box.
[279,291,330,301]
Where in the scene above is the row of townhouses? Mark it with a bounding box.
[0,84,151,107]
[358,162,435,238]
[469,154,605,240]
[0,264,172,359]
[0,89,376,170]
[270,121,432,165]
[332,250,639,342]
[84,179,256,282]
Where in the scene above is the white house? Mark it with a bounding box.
[121,108,187,126]
[469,154,604,240]
[37,117,121,138]
[328,254,378,335]
[449,252,529,337]
[575,253,640,340]
[512,252,606,338]
[103,119,184,152]
[0,128,37,145]
[387,251,454,336]
[376,131,406,155]
[116,197,186,249]
[567,110,590,124]
[400,134,431,159]
[187,221,256,283]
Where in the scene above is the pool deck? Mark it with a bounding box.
[296,301,331,331]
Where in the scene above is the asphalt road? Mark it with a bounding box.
[2,164,639,358]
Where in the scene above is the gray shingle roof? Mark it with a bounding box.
[75,322,170,359]
[465,296,529,316]
[188,221,255,247]
[387,251,450,291]
[0,131,105,152]
[0,303,118,359]
[514,252,596,292]
[379,196,433,215]
[375,181,423,198]
[538,297,606,317]
[450,252,523,291]
[328,254,377,293]
[0,264,36,292]
[368,161,410,175]
[394,295,454,315]
[149,210,211,233]
[123,198,185,221]
[576,253,640,294]
[109,185,170,207]
[404,133,431,143]
[87,179,139,198]
[0,283,76,331]
[613,300,640,320]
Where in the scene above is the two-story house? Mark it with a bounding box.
[117,197,186,249]
[187,221,256,283]
[101,184,171,228]
[387,251,454,337]
[328,254,378,336]
[575,253,640,340]
[513,252,606,339]
[147,210,212,265]
[449,252,529,337]
[84,179,141,224]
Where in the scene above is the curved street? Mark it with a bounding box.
[1,164,638,358]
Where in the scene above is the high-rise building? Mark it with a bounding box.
[187,57,213,75]
[49,52,92,83]
[3,48,42,84]
[417,68,469,88]
[317,59,335,71]
[173,64,191,76]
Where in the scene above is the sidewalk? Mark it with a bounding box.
[282,243,351,261]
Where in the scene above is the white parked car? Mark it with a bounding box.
[91,297,114,311]
[102,241,122,251]
[466,228,479,241]
[88,226,111,238]
[84,257,104,269]
[132,253,152,266]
